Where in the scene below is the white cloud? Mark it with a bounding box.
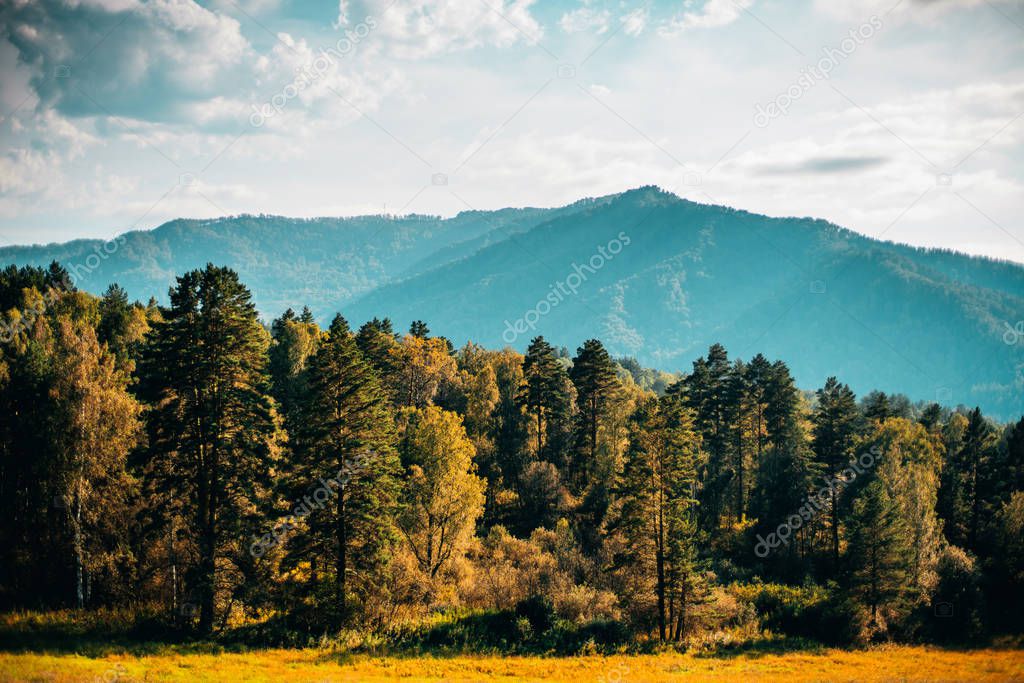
[350,0,544,58]
[559,6,611,34]
[621,8,649,36]
[660,0,753,35]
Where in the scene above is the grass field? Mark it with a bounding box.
[1,646,1023,682]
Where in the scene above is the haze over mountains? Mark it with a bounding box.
[2,187,1022,419]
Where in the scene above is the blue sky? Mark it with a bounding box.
[0,0,1022,262]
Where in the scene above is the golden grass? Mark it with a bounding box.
[1,646,1022,682]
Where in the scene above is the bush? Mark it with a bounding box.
[928,545,984,642]
[514,595,555,633]
[730,582,860,645]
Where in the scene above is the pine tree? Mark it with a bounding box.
[749,360,817,574]
[569,339,620,492]
[615,395,704,641]
[938,408,997,552]
[862,391,894,422]
[355,317,399,392]
[678,344,735,531]
[812,377,863,569]
[844,478,914,632]
[409,320,430,338]
[1002,417,1024,498]
[519,336,572,464]
[287,314,400,621]
[140,265,281,634]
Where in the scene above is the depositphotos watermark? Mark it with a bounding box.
[501,231,631,344]
[249,451,371,558]
[754,15,883,128]
[249,16,377,128]
[754,444,881,558]
[1003,321,1023,345]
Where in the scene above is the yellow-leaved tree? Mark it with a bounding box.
[397,406,486,593]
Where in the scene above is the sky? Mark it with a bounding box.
[0,0,1022,263]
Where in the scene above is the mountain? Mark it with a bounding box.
[2,187,1022,419]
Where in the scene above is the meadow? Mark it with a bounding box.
[2,645,1023,682]
[2,610,1022,682]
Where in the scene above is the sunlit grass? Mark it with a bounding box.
[2,646,1023,682]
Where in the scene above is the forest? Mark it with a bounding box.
[1,261,1022,653]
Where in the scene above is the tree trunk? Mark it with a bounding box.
[73,482,84,609]
[656,506,666,642]
[198,455,217,635]
[831,485,840,570]
[337,490,347,619]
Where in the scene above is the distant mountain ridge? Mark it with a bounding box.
[2,186,1022,419]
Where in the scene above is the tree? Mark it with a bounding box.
[862,391,894,422]
[749,360,817,574]
[812,377,863,568]
[388,335,457,408]
[1000,417,1024,500]
[98,283,149,364]
[287,314,400,620]
[49,316,141,607]
[519,336,572,463]
[140,265,281,634]
[676,344,735,531]
[569,339,620,492]
[615,395,704,641]
[844,478,914,632]
[355,318,399,393]
[397,406,486,584]
[861,418,944,600]
[268,310,321,425]
[938,408,997,552]
[409,320,430,338]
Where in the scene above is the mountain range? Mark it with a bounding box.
[2,186,1022,419]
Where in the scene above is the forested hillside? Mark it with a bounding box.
[1,262,1022,649]
[2,187,1021,418]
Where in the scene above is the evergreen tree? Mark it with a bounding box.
[1000,417,1024,499]
[615,395,704,641]
[844,478,914,632]
[569,339,620,492]
[140,265,281,634]
[287,314,400,620]
[409,320,430,338]
[519,336,573,465]
[862,391,894,422]
[678,344,735,531]
[812,377,863,569]
[938,407,997,552]
[355,317,399,391]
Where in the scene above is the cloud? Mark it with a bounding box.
[346,0,544,58]
[559,6,611,34]
[2,0,251,124]
[621,8,649,36]
[660,0,754,35]
[763,156,890,175]
[812,0,1008,23]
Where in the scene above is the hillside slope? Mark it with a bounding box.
[2,186,1021,417]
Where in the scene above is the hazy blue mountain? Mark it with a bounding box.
[2,186,1022,418]
[342,187,1024,419]
[0,206,592,315]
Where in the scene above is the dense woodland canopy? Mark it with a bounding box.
[1,262,1022,648]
